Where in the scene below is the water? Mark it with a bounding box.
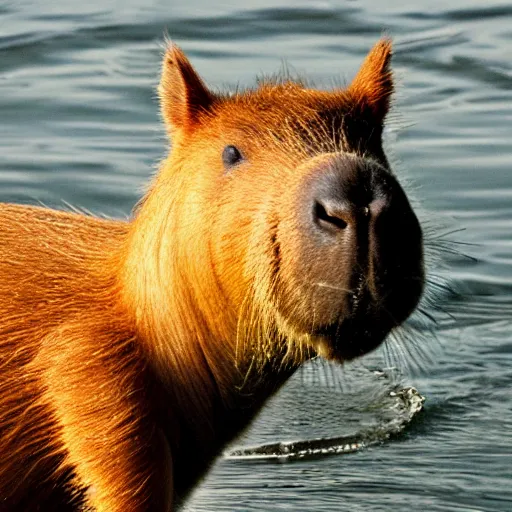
[1,1,512,510]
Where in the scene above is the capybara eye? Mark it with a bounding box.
[222,145,244,169]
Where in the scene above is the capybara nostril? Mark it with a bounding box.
[313,199,350,232]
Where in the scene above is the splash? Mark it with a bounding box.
[226,386,424,461]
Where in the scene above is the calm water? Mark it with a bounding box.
[1,1,512,511]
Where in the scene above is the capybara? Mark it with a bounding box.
[0,39,424,511]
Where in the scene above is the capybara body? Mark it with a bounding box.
[0,40,424,510]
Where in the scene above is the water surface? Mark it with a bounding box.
[1,1,511,510]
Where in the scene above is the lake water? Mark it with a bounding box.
[1,1,511,511]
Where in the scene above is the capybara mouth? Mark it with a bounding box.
[310,314,394,361]
[306,273,422,361]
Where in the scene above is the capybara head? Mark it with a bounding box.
[144,39,424,371]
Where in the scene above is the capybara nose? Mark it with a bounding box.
[298,152,424,349]
[308,155,373,239]
[313,198,351,232]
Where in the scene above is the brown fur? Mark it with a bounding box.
[0,40,423,510]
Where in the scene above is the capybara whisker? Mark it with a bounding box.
[314,282,352,293]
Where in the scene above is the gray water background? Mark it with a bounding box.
[1,0,511,510]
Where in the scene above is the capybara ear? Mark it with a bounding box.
[159,44,214,133]
[347,39,393,122]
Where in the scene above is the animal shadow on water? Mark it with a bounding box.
[0,39,424,511]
